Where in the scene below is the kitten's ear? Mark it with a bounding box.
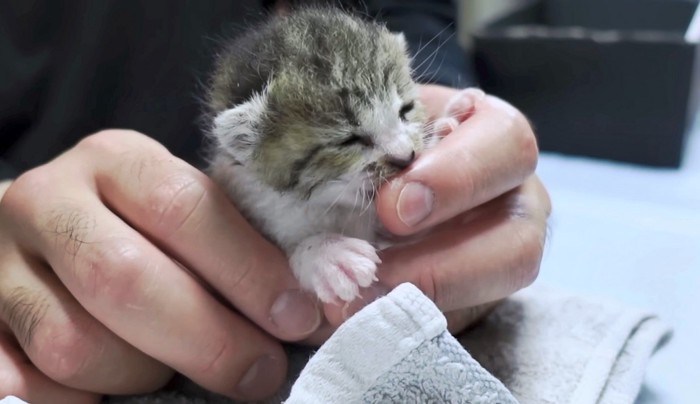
[212,92,267,161]
[394,33,408,51]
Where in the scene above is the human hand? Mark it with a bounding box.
[322,85,551,335]
[0,131,323,402]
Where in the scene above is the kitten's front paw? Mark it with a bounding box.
[290,234,381,304]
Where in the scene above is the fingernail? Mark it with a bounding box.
[270,289,321,337]
[236,355,281,399]
[397,182,434,227]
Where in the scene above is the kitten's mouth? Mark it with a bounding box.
[313,165,400,206]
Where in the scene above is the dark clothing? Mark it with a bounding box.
[0,0,472,179]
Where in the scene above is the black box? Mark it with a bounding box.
[473,0,700,167]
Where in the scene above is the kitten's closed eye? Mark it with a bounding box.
[399,101,415,121]
[339,133,374,147]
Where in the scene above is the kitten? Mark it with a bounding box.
[206,7,464,304]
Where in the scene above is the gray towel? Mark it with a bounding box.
[460,286,672,404]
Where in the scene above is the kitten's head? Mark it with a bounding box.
[211,8,433,205]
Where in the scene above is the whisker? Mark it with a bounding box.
[341,173,365,234]
[362,176,372,213]
[322,177,355,217]
[360,178,375,216]
[422,52,449,86]
[352,179,361,214]
[411,22,454,62]
[411,30,456,78]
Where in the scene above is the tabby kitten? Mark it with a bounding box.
[207,8,460,303]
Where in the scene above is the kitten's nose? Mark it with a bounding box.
[386,150,416,170]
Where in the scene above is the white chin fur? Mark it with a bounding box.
[308,174,376,210]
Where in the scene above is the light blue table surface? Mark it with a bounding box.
[535,117,700,404]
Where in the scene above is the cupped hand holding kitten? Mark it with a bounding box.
[0,132,321,402]
[0,85,548,403]
[0,11,549,402]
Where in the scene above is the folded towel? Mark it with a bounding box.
[2,283,670,404]
[285,283,516,403]
[459,285,672,404]
[283,283,671,404]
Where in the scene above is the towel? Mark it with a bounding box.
[458,285,672,404]
[2,283,671,404]
[284,283,516,403]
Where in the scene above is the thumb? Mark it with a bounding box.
[377,95,537,236]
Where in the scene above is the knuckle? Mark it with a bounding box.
[535,178,553,218]
[79,129,141,148]
[75,238,150,306]
[214,252,258,293]
[1,167,52,215]
[77,130,164,159]
[513,114,539,173]
[77,130,130,155]
[146,172,208,236]
[31,318,96,383]
[491,96,539,174]
[43,205,97,259]
[509,176,552,223]
[511,224,545,290]
[195,339,230,377]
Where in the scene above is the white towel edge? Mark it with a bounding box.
[285,283,447,403]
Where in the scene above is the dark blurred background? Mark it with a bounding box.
[461,0,700,168]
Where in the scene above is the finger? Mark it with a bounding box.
[0,327,100,404]
[321,282,499,332]
[82,131,320,341]
[322,280,501,332]
[444,301,501,335]
[3,165,287,399]
[378,95,539,235]
[0,243,172,394]
[321,284,389,328]
[442,88,485,123]
[418,84,463,120]
[298,320,335,347]
[379,176,549,313]
[323,175,548,327]
[433,117,459,138]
